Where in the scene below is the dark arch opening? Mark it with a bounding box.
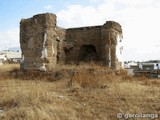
[78,45,98,62]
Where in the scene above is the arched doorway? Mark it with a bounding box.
[78,45,98,62]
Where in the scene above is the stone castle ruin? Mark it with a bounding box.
[20,13,123,71]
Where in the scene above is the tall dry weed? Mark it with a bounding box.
[68,70,99,88]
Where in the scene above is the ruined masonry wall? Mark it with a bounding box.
[101,21,123,69]
[65,21,123,69]
[20,13,57,71]
[20,13,123,71]
[56,27,66,64]
[65,26,102,63]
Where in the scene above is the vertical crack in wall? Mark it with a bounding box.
[41,32,47,60]
[39,32,47,71]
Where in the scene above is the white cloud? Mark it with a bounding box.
[57,3,116,28]
[121,6,160,60]
[44,5,53,10]
[0,28,19,50]
[89,0,98,2]
[57,0,160,61]
[103,0,156,6]
[57,5,99,27]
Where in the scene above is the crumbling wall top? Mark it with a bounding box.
[103,21,122,34]
[67,25,102,31]
[20,13,57,29]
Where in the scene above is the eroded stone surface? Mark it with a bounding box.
[20,13,123,71]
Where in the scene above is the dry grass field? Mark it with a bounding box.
[0,64,160,120]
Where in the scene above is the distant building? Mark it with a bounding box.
[124,61,137,68]
[139,62,160,70]
[124,61,160,77]
[0,51,21,63]
[124,61,160,70]
[0,53,7,61]
[139,63,154,71]
[124,61,138,76]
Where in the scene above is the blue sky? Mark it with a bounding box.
[0,0,79,30]
[0,0,160,61]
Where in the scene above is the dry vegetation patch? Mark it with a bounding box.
[0,64,160,120]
